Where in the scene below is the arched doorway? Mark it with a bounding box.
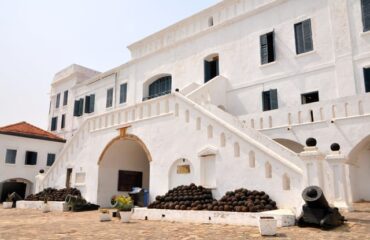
[97,135,151,207]
[0,178,33,202]
[348,135,370,202]
[274,138,304,153]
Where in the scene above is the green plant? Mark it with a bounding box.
[5,194,12,202]
[113,195,133,212]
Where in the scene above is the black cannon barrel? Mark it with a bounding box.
[302,186,329,208]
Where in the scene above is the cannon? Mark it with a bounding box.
[65,194,99,212]
[297,186,345,230]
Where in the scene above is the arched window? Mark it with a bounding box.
[249,151,255,168]
[283,173,290,190]
[145,75,172,100]
[220,132,226,147]
[207,125,213,138]
[234,142,240,157]
[196,117,201,130]
[265,162,272,178]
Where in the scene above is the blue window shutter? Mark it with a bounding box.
[260,34,269,64]
[79,98,84,116]
[295,22,304,54]
[362,0,370,32]
[262,91,270,111]
[364,68,370,92]
[302,19,313,52]
[270,89,278,110]
[120,84,127,103]
[90,94,95,113]
[85,95,91,113]
[73,100,79,116]
[204,60,211,83]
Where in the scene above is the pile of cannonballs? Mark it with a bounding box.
[148,183,215,210]
[25,188,81,201]
[217,188,277,212]
[148,184,277,212]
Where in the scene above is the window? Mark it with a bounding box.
[146,76,172,100]
[301,91,319,104]
[204,55,219,83]
[47,153,56,166]
[262,89,278,111]
[118,170,143,191]
[73,98,84,117]
[362,0,370,32]
[106,88,114,108]
[61,114,65,129]
[5,149,17,164]
[208,17,214,27]
[55,93,61,108]
[63,90,68,106]
[364,68,370,93]
[260,32,275,64]
[85,94,95,114]
[25,151,37,165]
[294,19,313,54]
[120,83,127,104]
[51,117,58,131]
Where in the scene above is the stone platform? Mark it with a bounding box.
[132,208,295,227]
[16,201,68,212]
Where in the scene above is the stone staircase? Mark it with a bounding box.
[41,89,306,210]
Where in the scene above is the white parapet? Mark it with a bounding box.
[132,208,295,227]
[16,201,68,212]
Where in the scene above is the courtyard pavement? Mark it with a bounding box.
[0,203,369,240]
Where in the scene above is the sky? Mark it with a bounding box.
[0,0,219,129]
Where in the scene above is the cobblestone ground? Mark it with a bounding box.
[0,203,369,240]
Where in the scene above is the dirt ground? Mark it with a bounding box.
[0,203,369,240]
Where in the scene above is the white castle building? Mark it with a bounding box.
[43,0,370,212]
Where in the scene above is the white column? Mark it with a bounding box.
[299,147,326,190]
[325,152,353,211]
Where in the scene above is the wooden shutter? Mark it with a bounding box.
[295,22,304,54]
[362,0,370,32]
[85,95,91,113]
[364,68,370,92]
[270,89,278,110]
[302,19,313,52]
[90,94,95,113]
[120,84,127,103]
[260,34,269,64]
[73,100,79,116]
[262,91,270,111]
[63,90,68,106]
[79,98,84,116]
[267,32,275,62]
[204,60,211,83]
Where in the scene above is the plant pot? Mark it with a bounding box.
[2,202,13,209]
[100,213,112,222]
[258,216,277,236]
[41,203,50,213]
[119,210,133,223]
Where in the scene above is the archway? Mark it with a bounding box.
[274,138,304,153]
[0,178,33,202]
[348,135,370,202]
[97,135,151,207]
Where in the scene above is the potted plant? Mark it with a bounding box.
[41,196,50,213]
[99,209,112,222]
[113,195,134,223]
[2,195,13,209]
[258,216,277,236]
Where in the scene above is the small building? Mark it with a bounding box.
[0,122,65,202]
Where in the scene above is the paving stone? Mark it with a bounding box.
[0,203,369,240]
